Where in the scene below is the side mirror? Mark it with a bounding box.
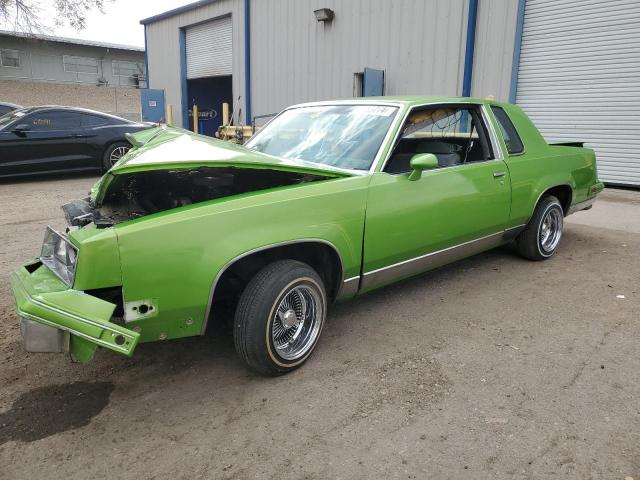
[408,153,439,181]
[12,124,30,135]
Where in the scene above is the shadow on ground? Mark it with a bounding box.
[0,382,114,445]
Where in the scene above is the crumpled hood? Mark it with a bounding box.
[88,126,352,210]
[111,126,356,177]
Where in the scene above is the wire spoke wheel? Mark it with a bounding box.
[271,284,322,361]
[539,207,563,253]
[109,146,129,165]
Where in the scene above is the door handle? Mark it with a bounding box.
[493,171,506,178]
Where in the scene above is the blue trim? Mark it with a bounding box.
[462,0,478,97]
[244,0,252,124]
[143,25,150,87]
[179,29,189,128]
[140,0,220,25]
[509,0,527,104]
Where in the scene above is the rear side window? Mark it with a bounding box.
[82,114,112,127]
[491,106,524,155]
[27,111,82,130]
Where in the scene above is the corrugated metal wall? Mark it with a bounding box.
[515,0,640,186]
[471,0,519,100]
[250,0,471,117]
[186,16,233,78]
[145,0,245,127]
[145,0,519,126]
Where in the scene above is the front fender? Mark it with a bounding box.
[112,175,370,343]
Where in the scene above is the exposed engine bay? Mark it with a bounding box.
[63,167,331,228]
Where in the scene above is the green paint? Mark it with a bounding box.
[11,97,602,361]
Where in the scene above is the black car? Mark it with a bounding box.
[0,102,22,116]
[0,106,153,178]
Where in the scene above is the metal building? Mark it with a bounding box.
[142,0,640,186]
[0,30,146,120]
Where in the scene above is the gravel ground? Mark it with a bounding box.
[0,174,638,480]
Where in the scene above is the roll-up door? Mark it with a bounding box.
[186,16,232,79]
[516,0,640,186]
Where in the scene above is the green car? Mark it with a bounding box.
[11,97,604,375]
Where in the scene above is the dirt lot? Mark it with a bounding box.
[0,174,638,480]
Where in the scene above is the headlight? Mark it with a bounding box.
[40,227,78,286]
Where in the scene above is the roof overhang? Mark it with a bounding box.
[140,0,221,25]
[0,29,144,52]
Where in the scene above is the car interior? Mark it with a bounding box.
[384,105,494,174]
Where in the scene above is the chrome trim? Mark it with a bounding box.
[480,104,504,161]
[376,102,504,173]
[505,224,526,233]
[538,204,563,255]
[12,276,135,354]
[361,231,505,291]
[383,158,510,179]
[567,196,596,215]
[337,275,360,299]
[17,309,131,354]
[200,238,346,335]
[493,171,506,178]
[485,105,527,157]
[503,223,526,241]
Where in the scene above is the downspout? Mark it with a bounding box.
[509,0,527,103]
[244,0,252,124]
[461,0,478,97]
[143,25,150,87]
[179,29,189,128]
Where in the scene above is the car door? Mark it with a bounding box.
[0,110,88,176]
[361,103,511,292]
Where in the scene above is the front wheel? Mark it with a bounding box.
[233,260,327,376]
[516,195,564,261]
[103,142,131,170]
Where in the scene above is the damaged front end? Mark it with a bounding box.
[12,126,348,362]
[63,166,331,228]
[11,257,139,363]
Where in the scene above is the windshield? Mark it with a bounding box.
[0,108,32,129]
[245,105,398,171]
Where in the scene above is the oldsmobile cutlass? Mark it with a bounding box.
[11,97,604,375]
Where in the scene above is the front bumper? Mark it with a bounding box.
[11,261,140,362]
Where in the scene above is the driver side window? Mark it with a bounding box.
[384,105,494,174]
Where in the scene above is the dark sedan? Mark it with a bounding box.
[0,106,153,178]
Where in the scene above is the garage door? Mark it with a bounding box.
[516,0,640,186]
[186,16,232,79]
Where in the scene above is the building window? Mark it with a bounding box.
[0,49,20,68]
[112,60,145,78]
[63,55,98,74]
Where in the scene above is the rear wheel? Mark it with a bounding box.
[233,260,327,376]
[516,195,564,261]
[103,142,130,170]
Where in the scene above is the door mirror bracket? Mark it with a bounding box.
[408,153,439,181]
[12,124,31,135]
